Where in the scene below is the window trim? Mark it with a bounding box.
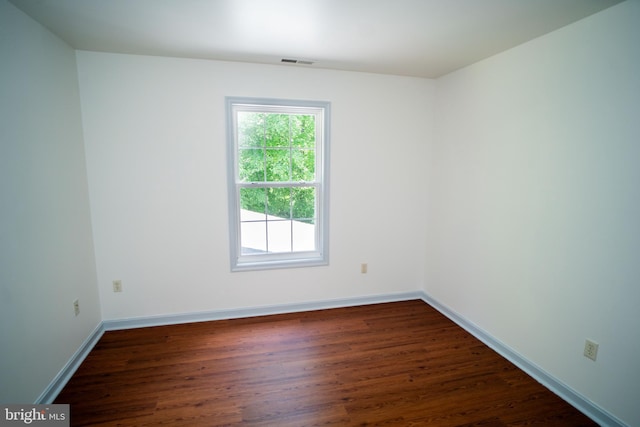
[225,97,330,271]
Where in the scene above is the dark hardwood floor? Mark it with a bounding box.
[55,300,597,426]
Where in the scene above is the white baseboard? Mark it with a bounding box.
[36,322,105,404]
[38,291,421,404]
[102,291,424,331]
[37,290,626,426]
[420,292,626,427]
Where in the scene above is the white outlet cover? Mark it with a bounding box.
[584,339,599,361]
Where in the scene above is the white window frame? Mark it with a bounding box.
[226,97,330,271]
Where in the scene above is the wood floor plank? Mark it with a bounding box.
[55,300,596,426]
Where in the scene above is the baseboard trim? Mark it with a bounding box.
[35,322,105,404]
[102,291,424,331]
[420,292,627,427]
[38,290,625,426]
[39,291,420,403]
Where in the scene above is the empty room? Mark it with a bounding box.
[1,0,638,425]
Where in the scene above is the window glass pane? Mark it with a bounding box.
[265,114,290,147]
[267,220,292,253]
[292,187,315,221]
[240,187,265,214]
[291,115,315,148]
[241,220,266,254]
[238,149,264,182]
[291,149,315,181]
[292,219,316,252]
[237,112,264,148]
[267,187,291,219]
[265,148,290,182]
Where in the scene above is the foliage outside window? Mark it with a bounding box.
[226,97,330,271]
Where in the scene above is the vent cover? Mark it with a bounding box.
[281,58,315,65]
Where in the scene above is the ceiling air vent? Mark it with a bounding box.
[281,58,315,65]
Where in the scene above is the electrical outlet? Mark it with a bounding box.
[361,263,368,274]
[583,339,599,361]
[73,299,80,316]
[113,280,122,293]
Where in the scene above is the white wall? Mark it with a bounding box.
[76,52,433,320]
[0,0,101,403]
[427,1,640,425]
[5,1,636,423]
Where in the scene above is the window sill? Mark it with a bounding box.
[231,255,328,272]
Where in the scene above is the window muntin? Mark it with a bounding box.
[226,98,329,271]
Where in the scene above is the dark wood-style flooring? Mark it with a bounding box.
[55,300,596,426]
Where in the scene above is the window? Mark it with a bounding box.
[226,97,330,271]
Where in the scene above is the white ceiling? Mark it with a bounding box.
[10,0,624,78]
